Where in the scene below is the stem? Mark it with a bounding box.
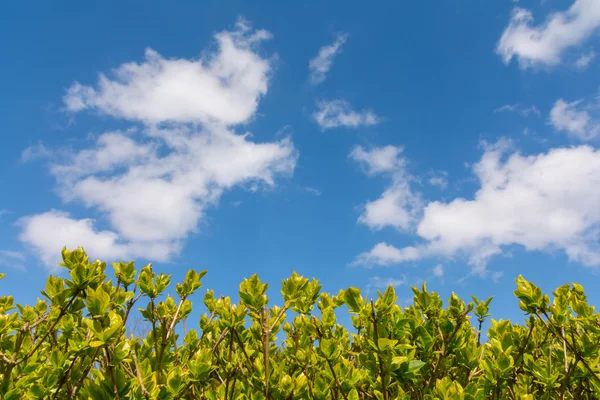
[53,354,79,399]
[370,302,388,400]
[166,298,185,341]
[150,298,161,377]
[133,351,150,400]
[536,312,600,385]
[22,289,81,365]
[325,357,348,400]
[104,348,121,400]
[233,329,256,374]
[72,347,100,399]
[263,307,270,399]
[562,327,569,375]
[224,330,234,400]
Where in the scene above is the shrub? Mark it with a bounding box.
[0,247,598,399]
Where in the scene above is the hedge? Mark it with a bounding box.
[0,247,598,399]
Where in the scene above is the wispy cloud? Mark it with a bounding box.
[497,0,600,68]
[494,104,541,117]
[428,171,448,190]
[20,142,52,163]
[303,186,322,196]
[549,98,600,141]
[313,100,379,130]
[308,33,348,85]
[575,51,596,69]
[0,250,26,271]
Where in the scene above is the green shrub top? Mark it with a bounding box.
[0,247,599,399]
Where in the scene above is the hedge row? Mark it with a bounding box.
[0,247,599,399]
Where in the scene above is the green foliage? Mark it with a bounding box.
[0,247,599,399]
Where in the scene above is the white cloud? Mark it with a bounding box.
[21,19,298,270]
[494,104,541,117]
[50,131,156,181]
[353,242,421,267]
[18,211,138,271]
[313,100,379,130]
[350,145,405,175]
[433,264,444,277]
[497,0,600,68]
[359,186,421,231]
[64,18,272,125]
[20,142,52,163]
[367,275,406,290]
[575,51,596,69]
[28,126,296,266]
[351,145,421,232]
[308,33,348,85]
[428,171,449,190]
[354,143,600,274]
[549,99,600,141]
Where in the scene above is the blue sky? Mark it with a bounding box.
[1,0,600,328]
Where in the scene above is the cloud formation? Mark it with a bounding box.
[350,145,421,232]
[549,99,600,141]
[21,20,298,270]
[354,142,600,274]
[494,104,541,117]
[575,51,596,69]
[313,100,379,130]
[354,242,421,267]
[308,33,348,85]
[64,19,272,125]
[497,0,600,68]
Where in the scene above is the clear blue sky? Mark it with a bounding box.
[1,0,599,328]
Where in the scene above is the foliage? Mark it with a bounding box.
[0,247,599,399]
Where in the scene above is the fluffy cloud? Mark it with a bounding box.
[353,243,421,267]
[21,20,298,269]
[355,142,600,274]
[19,211,134,270]
[359,187,421,231]
[350,145,405,175]
[549,99,600,141]
[64,19,272,125]
[313,100,379,130]
[351,145,421,231]
[24,126,296,269]
[308,33,348,85]
[497,0,600,68]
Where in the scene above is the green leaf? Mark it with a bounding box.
[407,360,426,374]
[344,287,363,313]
